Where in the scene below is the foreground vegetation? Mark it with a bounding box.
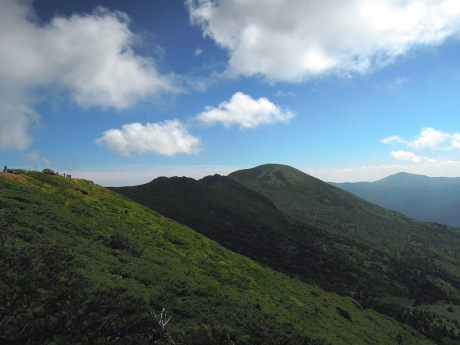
[0,171,432,344]
[111,165,460,344]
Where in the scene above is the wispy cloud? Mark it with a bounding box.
[195,92,295,129]
[275,91,296,97]
[306,159,460,182]
[23,150,51,166]
[187,0,460,82]
[386,77,409,91]
[0,0,177,151]
[381,135,405,145]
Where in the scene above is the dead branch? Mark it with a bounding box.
[145,308,176,345]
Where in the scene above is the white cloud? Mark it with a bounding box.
[381,127,457,150]
[451,133,460,150]
[23,150,51,166]
[195,92,295,128]
[0,87,38,150]
[390,150,423,162]
[408,127,450,150]
[187,0,460,82]
[195,47,203,56]
[380,135,405,145]
[96,120,201,156]
[275,91,296,97]
[0,0,176,151]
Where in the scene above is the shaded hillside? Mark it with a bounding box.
[0,171,432,345]
[111,170,460,344]
[228,164,460,252]
[228,164,460,343]
[330,172,460,228]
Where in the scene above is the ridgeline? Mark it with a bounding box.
[0,170,434,344]
[110,164,460,344]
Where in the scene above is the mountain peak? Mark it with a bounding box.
[375,172,430,185]
[229,163,323,192]
[199,174,224,187]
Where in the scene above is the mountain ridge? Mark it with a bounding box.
[111,163,460,344]
[330,172,460,228]
[2,170,434,344]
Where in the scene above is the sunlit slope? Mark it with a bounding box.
[228,164,460,343]
[111,169,460,344]
[228,164,460,300]
[0,172,433,345]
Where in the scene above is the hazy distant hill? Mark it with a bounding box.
[2,171,431,345]
[111,164,460,344]
[330,172,460,228]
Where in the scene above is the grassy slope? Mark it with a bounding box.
[228,164,460,267]
[113,168,458,340]
[0,172,432,345]
[111,175,418,297]
[228,164,460,341]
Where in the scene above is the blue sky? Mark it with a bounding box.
[2,0,460,186]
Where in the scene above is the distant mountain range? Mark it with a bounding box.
[330,172,460,228]
[110,163,460,344]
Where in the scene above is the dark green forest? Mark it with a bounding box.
[0,170,435,344]
[110,164,460,344]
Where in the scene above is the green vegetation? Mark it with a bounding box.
[0,171,433,344]
[229,164,460,343]
[110,164,460,344]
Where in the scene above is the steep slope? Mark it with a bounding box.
[228,164,460,342]
[228,164,460,249]
[330,172,460,228]
[0,171,433,345]
[111,169,460,344]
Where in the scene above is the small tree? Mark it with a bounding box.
[145,308,176,345]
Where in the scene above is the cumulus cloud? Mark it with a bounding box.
[390,150,423,162]
[451,133,460,150]
[186,0,460,82]
[195,92,295,128]
[0,0,176,151]
[97,92,292,157]
[408,127,450,150]
[381,127,458,150]
[96,120,201,156]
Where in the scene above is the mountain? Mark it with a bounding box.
[111,165,460,344]
[1,171,435,345]
[330,172,460,228]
